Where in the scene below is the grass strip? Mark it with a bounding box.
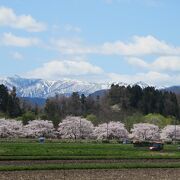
[0,156,180,160]
[0,162,180,171]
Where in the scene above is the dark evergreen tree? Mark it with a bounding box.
[129,85,143,109]
[45,99,59,126]
[0,84,9,113]
[68,92,82,116]
[7,87,21,117]
[80,94,86,116]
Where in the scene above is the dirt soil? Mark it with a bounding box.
[0,169,180,180]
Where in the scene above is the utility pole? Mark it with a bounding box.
[79,118,82,139]
[106,122,109,140]
[174,118,177,144]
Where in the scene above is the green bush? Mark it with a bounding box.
[21,111,36,125]
[0,112,6,118]
[40,114,48,120]
[144,113,174,128]
[102,139,110,143]
[86,114,99,125]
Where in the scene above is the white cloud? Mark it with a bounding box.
[51,35,180,57]
[1,32,40,47]
[101,35,180,56]
[27,60,103,79]
[64,24,81,33]
[50,38,96,55]
[11,52,23,60]
[152,56,180,71]
[0,6,46,32]
[127,57,149,68]
[25,57,180,86]
[52,24,82,33]
[127,56,180,72]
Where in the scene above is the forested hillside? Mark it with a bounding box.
[0,83,179,128]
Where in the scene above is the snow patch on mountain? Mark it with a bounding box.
[0,76,162,98]
[0,76,110,98]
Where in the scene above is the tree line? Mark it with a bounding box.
[44,84,179,126]
[0,117,178,143]
[0,83,179,127]
[108,84,179,118]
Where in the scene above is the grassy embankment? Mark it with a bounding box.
[0,140,180,170]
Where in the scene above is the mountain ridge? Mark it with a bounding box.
[0,76,109,98]
[0,76,176,98]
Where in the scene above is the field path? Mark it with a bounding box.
[0,159,179,166]
[0,169,180,180]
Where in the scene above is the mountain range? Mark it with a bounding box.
[0,76,109,98]
[0,76,179,99]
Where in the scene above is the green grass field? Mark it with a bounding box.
[0,140,180,170]
[0,140,179,160]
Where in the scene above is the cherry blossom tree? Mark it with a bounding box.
[93,121,129,140]
[160,125,180,142]
[23,120,56,138]
[58,116,94,139]
[0,118,24,138]
[130,123,160,142]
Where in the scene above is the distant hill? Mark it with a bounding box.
[21,97,47,107]
[90,89,109,98]
[163,86,180,94]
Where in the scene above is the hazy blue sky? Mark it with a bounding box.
[0,0,180,86]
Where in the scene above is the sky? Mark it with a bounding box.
[0,0,180,86]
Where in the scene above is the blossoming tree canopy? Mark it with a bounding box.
[58,116,94,139]
[93,121,129,140]
[161,125,180,142]
[130,123,160,142]
[23,120,56,138]
[0,118,24,138]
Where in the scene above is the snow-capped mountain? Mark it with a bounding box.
[0,76,110,98]
[0,76,161,98]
